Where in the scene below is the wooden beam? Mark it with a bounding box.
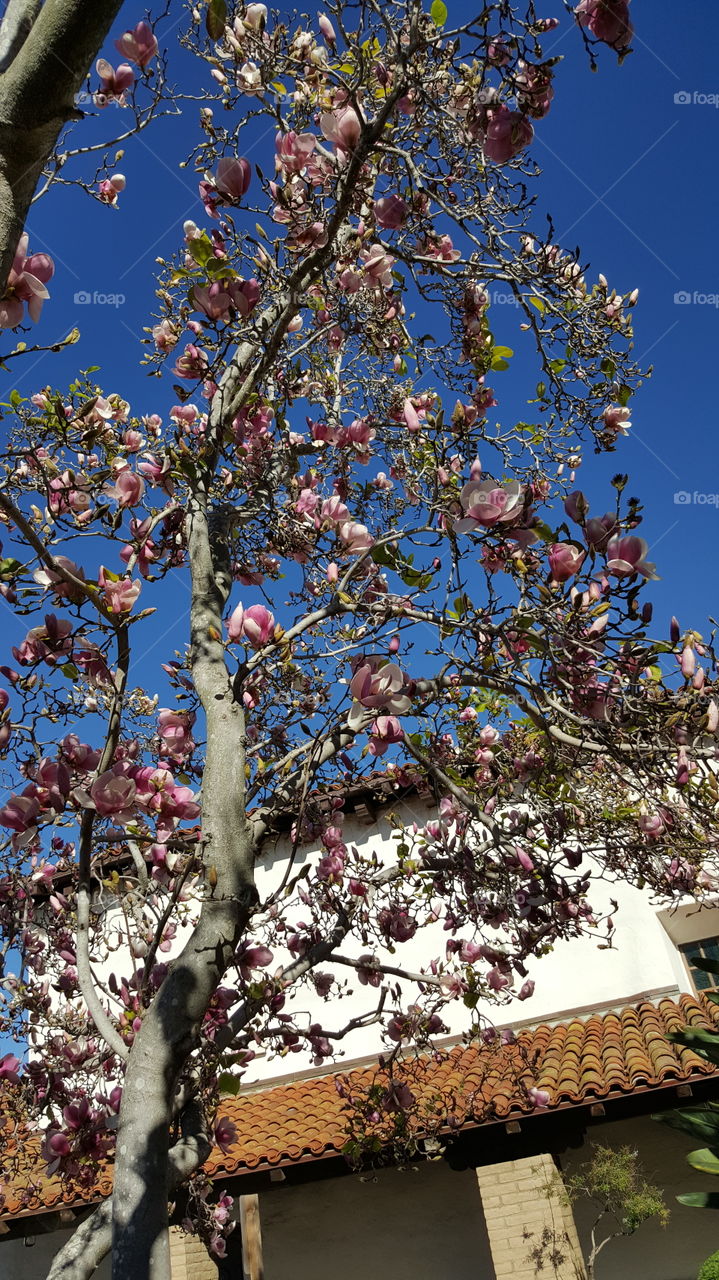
[240,1193,264,1280]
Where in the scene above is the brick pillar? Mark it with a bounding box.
[476,1153,587,1280]
[169,1226,219,1280]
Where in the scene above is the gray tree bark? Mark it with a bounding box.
[110,490,258,1280]
[0,0,124,291]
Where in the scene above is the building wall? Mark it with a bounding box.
[0,1225,111,1280]
[565,1115,719,1280]
[260,1158,496,1280]
[49,796,719,1084]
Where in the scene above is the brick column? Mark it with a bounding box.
[169,1226,219,1280]
[475,1153,587,1280]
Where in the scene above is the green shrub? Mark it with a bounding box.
[699,1250,719,1280]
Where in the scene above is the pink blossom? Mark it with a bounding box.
[0,1053,20,1084]
[367,715,404,756]
[359,244,394,289]
[348,661,411,726]
[528,1086,551,1109]
[321,496,350,524]
[95,58,134,104]
[518,979,535,1001]
[318,12,337,45]
[585,513,618,551]
[215,156,252,201]
[483,108,534,164]
[214,1117,238,1154]
[455,478,524,533]
[158,709,196,760]
[237,943,274,981]
[98,174,126,204]
[357,954,382,986]
[575,0,633,50]
[14,614,73,666]
[152,319,178,352]
[275,130,316,174]
[0,233,54,328]
[0,792,40,843]
[114,20,158,67]
[403,399,422,432]
[602,405,631,435]
[173,344,208,381]
[487,966,510,992]
[374,195,409,230]
[227,603,276,648]
[76,764,137,823]
[548,542,586,583]
[339,521,374,554]
[98,567,142,613]
[33,557,85,601]
[605,535,656,580]
[639,813,666,840]
[104,466,145,508]
[320,105,362,151]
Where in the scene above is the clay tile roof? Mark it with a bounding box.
[3,993,719,1221]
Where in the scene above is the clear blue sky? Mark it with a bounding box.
[8,0,719,657]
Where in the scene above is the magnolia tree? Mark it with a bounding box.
[0,0,716,1277]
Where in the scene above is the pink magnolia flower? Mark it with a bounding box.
[528,1086,551,1109]
[374,195,409,230]
[639,813,666,840]
[585,512,618,551]
[0,792,40,844]
[0,1053,21,1084]
[367,715,404,756]
[215,156,252,201]
[548,542,586,583]
[95,58,134,104]
[237,943,273,982]
[14,614,73,666]
[483,108,534,164]
[173,344,208,381]
[318,12,337,46]
[575,0,633,50]
[104,465,145,508]
[275,130,316,174]
[158,709,196,760]
[114,20,158,67]
[33,557,85,601]
[98,567,142,613]
[214,1117,238,1155]
[605,535,656,580]
[454,478,524,533]
[227,603,276,648]
[320,105,362,152]
[152,319,178,352]
[339,521,373,554]
[348,661,411,726]
[98,174,126,205]
[76,764,137,823]
[601,404,631,436]
[0,234,54,328]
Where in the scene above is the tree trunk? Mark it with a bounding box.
[0,0,124,289]
[110,495,257,1279]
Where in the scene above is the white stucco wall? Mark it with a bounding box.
[47,793,719,1084]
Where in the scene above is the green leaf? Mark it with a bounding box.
[690,956,719,976]
[657,1106,719,1143]
[686,1147,719,1176]
[217,1072,241,1097]
[61,663,79,680]
[206,0,227,40]
[536,381,547,399]
[529,295,545,315]
[9,389,23,408]
[430,0,448,25]
[677,1192,719,1209]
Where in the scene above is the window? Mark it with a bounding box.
[679,937,719,995]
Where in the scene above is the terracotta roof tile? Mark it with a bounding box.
[3,993,719,1221]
